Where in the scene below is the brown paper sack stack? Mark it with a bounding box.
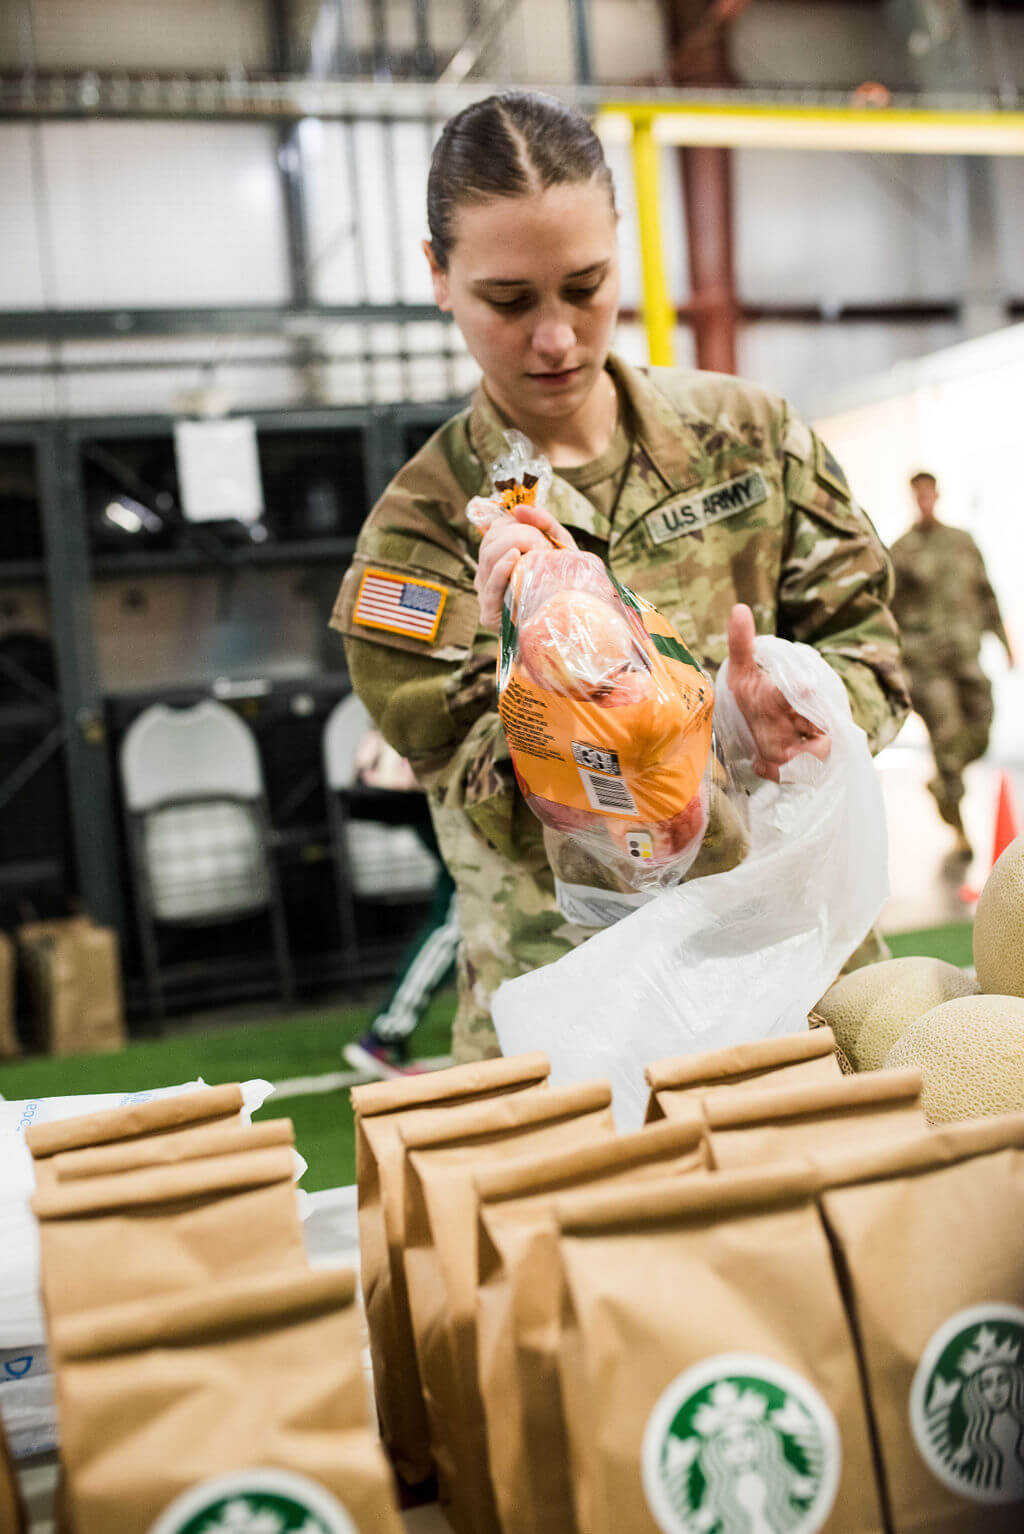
[556,1165,886,1534]
[32,1144,307,1324]
[0,1413,26,1534]
[815,1114,1024,1532]
[705,1068,926,1170]
[48,1117,294,1182]
[352,1051,549,1488]
[27,1083,255,1191]
[402,1079,616,1534]
[476,1110,709,1534]
[51,1267,403,1534]
[17,916,125,1056]
[644,1029,843,1123]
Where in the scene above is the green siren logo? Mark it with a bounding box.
[911,1303,1024,1505]
[147,1469,359,1534]
[642,1353,841,1534]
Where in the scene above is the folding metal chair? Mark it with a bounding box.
[120,699,295,1020]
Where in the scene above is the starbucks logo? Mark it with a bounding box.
[147,1469,358,1534]
[911,1303,1024,1505]
[642,1354,841,1534]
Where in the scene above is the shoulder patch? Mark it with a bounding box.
[352,568,447,642]
[815,436,850,499]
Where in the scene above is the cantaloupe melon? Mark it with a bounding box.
[815,956,979,1071]
[884,993,1024,1123]
[973,834,1024,998]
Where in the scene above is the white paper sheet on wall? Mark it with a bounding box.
[173,417,264,524]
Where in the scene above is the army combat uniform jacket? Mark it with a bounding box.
[890,519,1010,814]
[890,521,1009,668]
[332,356,909,1060]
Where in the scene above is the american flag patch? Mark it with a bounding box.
[352,568,447,642]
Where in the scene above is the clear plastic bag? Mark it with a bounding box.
[492,636,889,1128]
[469,433,720,900]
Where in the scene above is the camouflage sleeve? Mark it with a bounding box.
[334,511,529,860]
[778,412,911,753]
[971,539,1011,655]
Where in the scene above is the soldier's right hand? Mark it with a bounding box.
[474,503,577,630]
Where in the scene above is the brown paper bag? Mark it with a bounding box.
[27,1082,249,1191]
[476,1110,709,1534]
[644,1028,843,1123]
[0,1413,25,1534]
[353,1051,549,1487]
[402,1080,615,1534]
[52,1267,403,1534]
[815,1114,1024,1532]
[556,1164,885,1534]
[0,928,18,1059]
[706,1068,926,1169]
[33,1144,307,1325]
[50,1117,294,1182]
[17,916,125,1057]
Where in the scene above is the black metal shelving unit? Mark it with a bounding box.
[0,397,465,1020]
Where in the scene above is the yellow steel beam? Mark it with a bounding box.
[630,116,675,368]
[600,101,1024,156]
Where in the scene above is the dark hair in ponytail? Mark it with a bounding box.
[427,91,616,269]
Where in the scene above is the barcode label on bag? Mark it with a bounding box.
[578,769,638,816]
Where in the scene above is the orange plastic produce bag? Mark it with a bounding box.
[469,434,714,895]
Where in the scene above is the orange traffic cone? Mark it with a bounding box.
[959,771,1022,903]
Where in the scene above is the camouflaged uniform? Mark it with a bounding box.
[332,357,910,1061]
[890,520,1010,823]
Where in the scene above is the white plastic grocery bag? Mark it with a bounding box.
[0,1370,57,1458]
[492,638,888,1129]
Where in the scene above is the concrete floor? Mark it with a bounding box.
[877,705,1024,935]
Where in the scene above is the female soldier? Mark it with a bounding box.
[331,90,909,1063]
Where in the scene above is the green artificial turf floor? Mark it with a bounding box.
[0,921,973,1193]
[0,991,457,1192]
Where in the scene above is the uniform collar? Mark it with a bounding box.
[468,372,616,542]
[467,354,716,543]
[606,354,701,488]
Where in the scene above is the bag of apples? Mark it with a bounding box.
[469,434,724,923]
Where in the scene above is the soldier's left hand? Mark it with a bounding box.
[727,604,832,782]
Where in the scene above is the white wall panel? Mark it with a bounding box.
[605,142,689,309]
[731,2,1024,91]
[739,319,962,419]
[612,321,697,372]
[730,2,885,88]
[351,121,401,304]
[302,122,363,305]
[60,360,306,416]
[0,0,269,71]
[392,120,437,301]
[518,0,576,85]
[735,150,957,305]
[0,367,56,419]
[993,159,1024,295]
[37,121,290,307]
[814,326,1024,760]
[591,0,667,84]
[0,126,48,307]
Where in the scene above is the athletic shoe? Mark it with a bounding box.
[343,1031,426,1080]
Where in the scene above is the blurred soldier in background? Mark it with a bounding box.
[891,471,1013,859]
[343,727,459,1079]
